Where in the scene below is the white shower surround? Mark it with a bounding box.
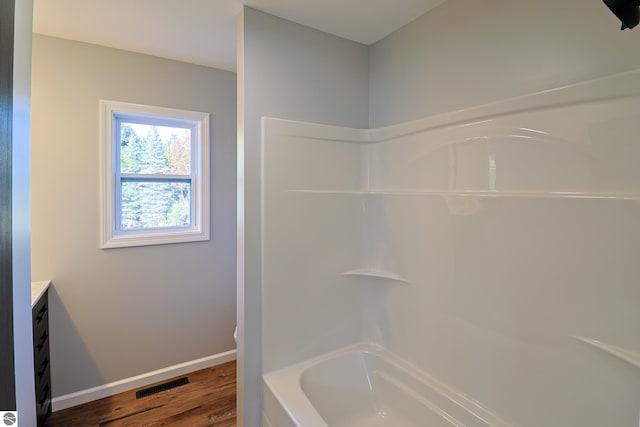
[261,69,640,426]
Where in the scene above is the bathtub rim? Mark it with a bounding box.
[262,341,513,427]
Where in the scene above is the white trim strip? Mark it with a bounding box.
[51,349,237,412]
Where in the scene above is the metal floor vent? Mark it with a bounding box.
[136,377,189,399]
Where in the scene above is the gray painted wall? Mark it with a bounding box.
[14,0,36,424]
[30,35,237,397]
[238,7,369,426]
[370,0,640,127]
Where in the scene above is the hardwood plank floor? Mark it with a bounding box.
[44,360,236,427]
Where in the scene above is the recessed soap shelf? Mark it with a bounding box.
[341,269,409,284]
[572,335,640,370]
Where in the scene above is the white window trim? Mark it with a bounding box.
[99,100,210,249]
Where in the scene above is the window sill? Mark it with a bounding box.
[101,229,209,249]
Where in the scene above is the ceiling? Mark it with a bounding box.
[32,0,446,72]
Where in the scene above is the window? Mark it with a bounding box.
[100,100,209,248]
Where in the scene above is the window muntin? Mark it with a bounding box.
[100,101,209,248]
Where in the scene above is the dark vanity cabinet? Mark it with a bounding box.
[32,289,51,426]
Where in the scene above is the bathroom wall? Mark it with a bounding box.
[238,7,369,426]
[369,0,640,126]
[30,35,237,398]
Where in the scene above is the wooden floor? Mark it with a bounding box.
[44,360,236,427]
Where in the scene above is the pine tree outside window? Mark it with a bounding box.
[100,101,210,248]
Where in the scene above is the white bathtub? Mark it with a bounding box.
[263,343,511,427]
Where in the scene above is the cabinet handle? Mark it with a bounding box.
[38,384,50,405]
[36,331,48,350]
[37,357,49,378]
[35,303,47,322]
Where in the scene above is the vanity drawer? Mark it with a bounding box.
[35,352,50,384]
[34,326,49,357]
[32,295,48,338]
[36,377,51,426]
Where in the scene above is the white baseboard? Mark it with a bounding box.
[51,349,237,412]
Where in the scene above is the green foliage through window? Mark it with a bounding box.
[119,123,192,230]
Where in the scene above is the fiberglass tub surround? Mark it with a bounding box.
[261,70,640,427]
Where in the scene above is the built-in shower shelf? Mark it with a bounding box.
[286,189,640,200]
[341,269,409,284]
[287,189,369,195]
[572,336,640,370]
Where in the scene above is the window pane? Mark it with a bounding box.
[121,181,191,229]
[120,123,191,175]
